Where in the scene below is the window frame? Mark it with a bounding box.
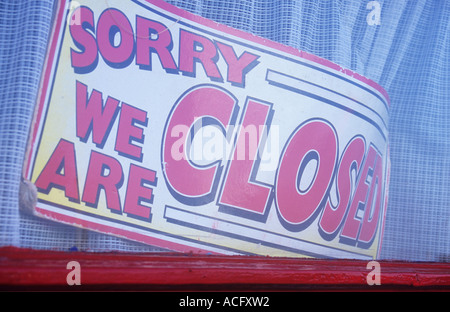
[1,246,449,291]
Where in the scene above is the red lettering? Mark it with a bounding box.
[340,145,378,242]
[123,164,157,221]
[97,9,135,68]
[115,103,148,162]
[216,42,259,87]
[179,30,222,81]
[76,81,120,148]
[218,98,272,219]
[35,139,80,202]
[70,6,98,73]
[136,16,178,72]
[319,136,365,238]
[82,151,123,213]
[358,152,384,246]
[69,8,260,86]
[275,120,337,230]
[162,85,237,205]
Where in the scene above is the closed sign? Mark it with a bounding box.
[25,0,390,259]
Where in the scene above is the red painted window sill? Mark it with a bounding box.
[1,247,449,291]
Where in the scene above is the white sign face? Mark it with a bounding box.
[25,0,390,259]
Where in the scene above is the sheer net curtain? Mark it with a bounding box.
[0,0,448,261]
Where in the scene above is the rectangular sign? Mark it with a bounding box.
[24,0,390,259]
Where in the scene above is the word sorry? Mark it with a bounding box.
[69,6,260,87]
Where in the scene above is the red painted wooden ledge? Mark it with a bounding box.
[1,246,449,290]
